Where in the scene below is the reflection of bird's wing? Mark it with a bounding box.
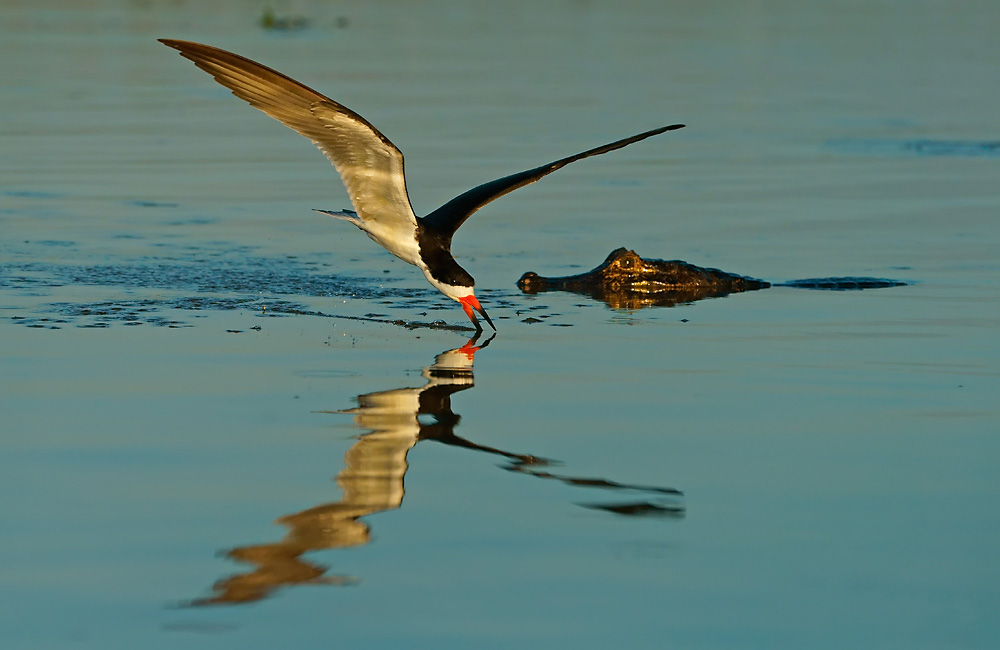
[159,39,417,231]
[421,124,685,238]
[337,388,422,437]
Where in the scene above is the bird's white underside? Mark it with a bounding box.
[320,207,469,302]
[420,269,473,302]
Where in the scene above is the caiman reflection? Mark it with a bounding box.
[188,335,683,606]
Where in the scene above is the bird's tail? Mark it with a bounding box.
[314,208,360,225]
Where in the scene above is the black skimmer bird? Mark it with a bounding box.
[160,39,685,331]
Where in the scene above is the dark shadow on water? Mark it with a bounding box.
[184,335,683,607]
[826,138,1000,158]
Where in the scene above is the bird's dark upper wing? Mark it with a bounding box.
[159,39,418,230]
[420,124,685,237]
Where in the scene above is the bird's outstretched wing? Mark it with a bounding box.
[159,39,417,230]
[421,124,685,237]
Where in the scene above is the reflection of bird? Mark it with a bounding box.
[187,335,682,606]
[187,335,494,606]
[160,39,685,331]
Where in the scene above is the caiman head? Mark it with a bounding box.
[518,248,652,292]
[517,247,769,309]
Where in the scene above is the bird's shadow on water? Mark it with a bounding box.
[178,334,684,607]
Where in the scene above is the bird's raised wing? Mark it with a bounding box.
[421,124,685,238]
[159,39,417,230]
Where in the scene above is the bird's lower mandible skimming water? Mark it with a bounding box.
[160,39,685,332]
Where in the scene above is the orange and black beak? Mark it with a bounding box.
[459,295,496,332]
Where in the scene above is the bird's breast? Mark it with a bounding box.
[362,224,422,267]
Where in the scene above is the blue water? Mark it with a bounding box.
[2,1,999,648]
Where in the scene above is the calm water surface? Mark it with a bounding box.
[2,1,999,648]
